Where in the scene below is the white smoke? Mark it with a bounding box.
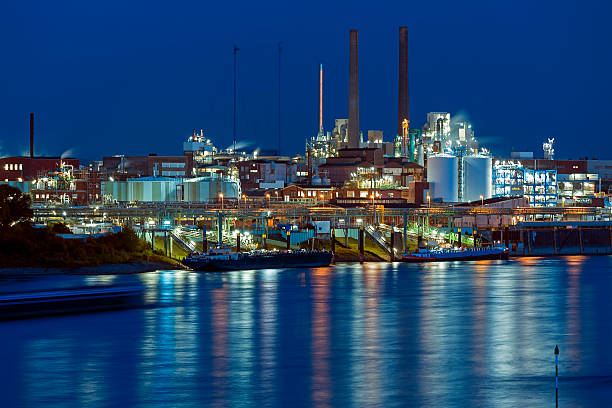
[226,140,254,152]
[450,109,471,128]
[61,148,76,159]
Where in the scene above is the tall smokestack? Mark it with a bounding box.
[348,29,359,148]
[29,112,34,158]
[319,63,324,135]
[398,26,409,137]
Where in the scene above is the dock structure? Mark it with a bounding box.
[31,202,612,256]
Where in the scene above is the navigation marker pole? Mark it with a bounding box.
[554,345,559,408]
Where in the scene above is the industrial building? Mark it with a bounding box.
[493,161,558,207]
[6,28,612,214]
[237,158,294,192]
[1,157,79,182]
[102,176,240,203]
[101,155,193,180]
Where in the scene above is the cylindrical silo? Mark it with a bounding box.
[427,154,459,202]
[462,155,492,202]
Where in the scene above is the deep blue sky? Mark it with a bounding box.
[1,0,611,160]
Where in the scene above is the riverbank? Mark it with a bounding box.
[0,224,188,275]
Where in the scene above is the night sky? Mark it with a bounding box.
[1,0,610,161]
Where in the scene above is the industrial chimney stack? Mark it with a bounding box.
[319,63,324,135]
[398,26,409,137]
[29,112,34,158]
[348,29,359,148]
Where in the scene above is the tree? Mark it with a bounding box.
[50,222,72,234]
[0,185,33,231]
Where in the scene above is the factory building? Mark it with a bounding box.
[102,176,239,203]
[30,166,102,205]
[1,158,102,205]
[493,158,604,206]
[237,159,293,192]
[422,113,451,147]
[493,161,558,207]
[319,148,384,186]
[587,159,612,193]
[101,155,193,180]
[278,184,427,206]
[0,157,79,181]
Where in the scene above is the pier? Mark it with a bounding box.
[30,202,612,258]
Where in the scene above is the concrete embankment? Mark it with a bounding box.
[506,221,612,257]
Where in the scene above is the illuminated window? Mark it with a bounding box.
[3,164,7,170]
[19,164,23,170]
[9,164,13,170]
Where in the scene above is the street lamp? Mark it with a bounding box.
[426,194,431,208]
[218,193,224,210]
[265,193,270,207]
[480,194,484,207]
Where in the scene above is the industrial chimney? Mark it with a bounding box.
[348,29,359,148]
[319,63,324,135]
[29,113,34,158]
[398,27,409,137]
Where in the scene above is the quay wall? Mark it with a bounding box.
[510,226,612,256]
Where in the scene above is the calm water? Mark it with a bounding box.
[2,257,612,407]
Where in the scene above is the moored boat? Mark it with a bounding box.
[182,246,334,272]
[0,277,145,320]
[402,246,509,262]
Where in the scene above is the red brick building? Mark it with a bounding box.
[30,168,102,205]
[238,159,291,191]
[0,157,79,181]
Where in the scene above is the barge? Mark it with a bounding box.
[402,246,509,263]
[0,277,145,320]
[183,247,334,272]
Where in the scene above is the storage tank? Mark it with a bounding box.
[427,154,458,202]
[462,155,492,202]
[103,177,180,202]
[183,177,240,202]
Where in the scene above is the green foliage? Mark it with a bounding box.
[49,222,72,234]
[0,185,33,231]
[0,225,160,268]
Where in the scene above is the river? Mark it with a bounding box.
[2,256,612,407]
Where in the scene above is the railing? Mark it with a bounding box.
[31,202,610,225]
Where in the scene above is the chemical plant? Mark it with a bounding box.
[2,27,612,258]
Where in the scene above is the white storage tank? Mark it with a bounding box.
[183,177,240,202]
[427,154,459,202]
[102,177,180,202]
[462,155,492,202]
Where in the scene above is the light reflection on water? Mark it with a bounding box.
[3,257,612,407]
